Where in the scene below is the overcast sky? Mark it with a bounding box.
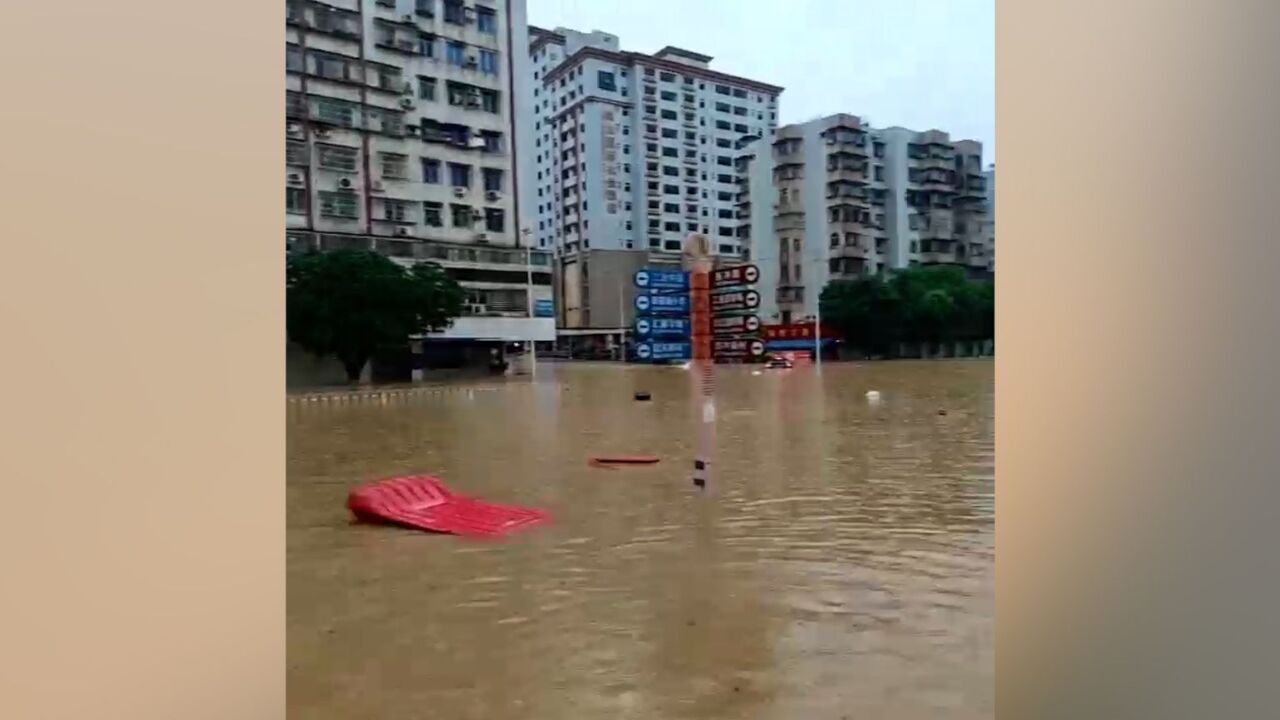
[528,0,995,164]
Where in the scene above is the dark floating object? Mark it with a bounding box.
[590,455,661,467]
[634,391,651,401]
[938,409,948,416]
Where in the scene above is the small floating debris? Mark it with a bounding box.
[590,455,661,469]
[634,391,651,401]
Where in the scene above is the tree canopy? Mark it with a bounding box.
[819,266,993,355]
[287,249,466,381]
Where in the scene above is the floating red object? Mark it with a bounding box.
[347,475,548,538]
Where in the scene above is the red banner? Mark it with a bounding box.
[762,323,838,341]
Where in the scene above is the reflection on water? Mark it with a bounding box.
[288,361,993,719]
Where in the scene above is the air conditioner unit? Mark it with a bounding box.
[406,125,421,136]
[467,303,487,315]
[397,40,416,51]
[394,226,412,237]
[286,122,303,138]
[370,180,385,192]
[338,177,355,190]
[484,190,500,201]
[452,186,467,197]
[473,232,489,243]
[399,97,415,109]
[287,173,304,186]
[464,56,478,68]
[401,14,415,23]
[402,81,414,94]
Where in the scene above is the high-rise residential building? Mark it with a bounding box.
[737,114,993,324]
[522,27,782,340]
[285,0,552,357]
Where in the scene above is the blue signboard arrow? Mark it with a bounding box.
[634,293,690,314]
[636,341,692,362]
[634,268,689,290]
[635,317,691,337]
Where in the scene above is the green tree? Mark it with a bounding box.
[287,249,465,382]
[820,266,993,357]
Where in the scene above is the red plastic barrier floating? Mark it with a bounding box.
[347,475,548,538]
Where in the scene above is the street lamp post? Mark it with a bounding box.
[521,227,537,377]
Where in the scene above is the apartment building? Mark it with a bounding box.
[284,0,553,351]
[523,27,783,337]
[737,114,993,324]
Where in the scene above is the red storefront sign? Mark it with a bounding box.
[762,323,838,341]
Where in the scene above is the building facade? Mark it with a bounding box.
[738,114,994,324]
[522,27,783,338]
[285,0,553,351]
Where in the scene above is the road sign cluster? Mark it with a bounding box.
[631,263,762,364]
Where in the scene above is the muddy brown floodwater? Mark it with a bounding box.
[288,360,993,719]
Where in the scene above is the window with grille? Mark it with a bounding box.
[319,191,358,218]
[317,144,358,172]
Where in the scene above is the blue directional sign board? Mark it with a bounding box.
[635,317,691,338]
[633,267,692,363]
[635,293,690,314]
[633,268,689,291]
[636,341,692,362]
[534,298,554,317]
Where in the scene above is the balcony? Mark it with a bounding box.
[826,139,868,157]
[832,243,869,260]
[776,286,805,304]
[918,154,954,171]
[827,166,868,184]
[774,213,805,233]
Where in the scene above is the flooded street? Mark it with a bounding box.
[288,360,993,719]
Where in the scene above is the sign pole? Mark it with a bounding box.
[814,298,822,370]
[521,228,537,377]
[684,234,715,491]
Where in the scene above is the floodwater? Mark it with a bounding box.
[288,360,993,719]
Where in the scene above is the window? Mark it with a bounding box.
[660,109,677,120]
[484,207,505,232]
[664,202,680,212]
[443,0,465,24]
[448,162,471,187]
[446,41,466,66]
[286,46,303,73]
[314,98,356,127]
[451,203,474,227]
[317,144,358,172]
[733,123,748,134]
[475,6,496,34]
[418,35,435,58]
[663,166,678,177]
[662,147,677,158]
[382,199,412,222]
[715,102,730,113]
[830,233,840,248]
[874,142,885,158]
[717,191,732,201]
[718,208,733,219]
[660,90,677,101]
[380,152,408,179]
[718,227,734,237]
[480,130,502,153]
[661,128,678,139]
[415,0,433,15]
[422,201,443,226]
[716,173,733,184]
[421,158,440,183]
[597,70,616,92]
[663,184,679,194]
[286,140,308,166]
[665,221,681,231]
[715,84,730,95]
[659,71,676,82]
[732,88,747,98]
[418,76,437,100]
[717,156,732,166]
[482,168,503,192]
[319,191,358,218]
[715,120,731,131]
[875,166,884,181]
[286,187,306,215]
[479,50,498,75]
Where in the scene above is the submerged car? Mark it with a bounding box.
[764,354,794,370]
